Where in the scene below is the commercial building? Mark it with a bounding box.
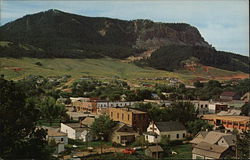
[108,107,149,132]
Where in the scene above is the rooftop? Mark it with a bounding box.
[110,107,147,114]
[47,129,67,137]
[155,121,186,132]
[193,142,228,159]
[147,145,164,152]
[202,114,250,123]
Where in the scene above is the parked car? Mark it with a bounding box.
[122,148,136,154]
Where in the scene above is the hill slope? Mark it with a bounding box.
[0,58,248,85]
[0,9,209,59]
[0,9,248,74]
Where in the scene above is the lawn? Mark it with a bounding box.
[165,144,192,159]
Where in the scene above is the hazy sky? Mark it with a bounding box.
[0,0,249,56]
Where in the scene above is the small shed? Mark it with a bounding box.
[145,145,164,159]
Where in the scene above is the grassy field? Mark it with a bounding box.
[166,144,192,159]
[0,57,247,85]
[0,57,178,82]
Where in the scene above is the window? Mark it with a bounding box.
[205,104,208,108]
[111,112,113,117]
[146,135,148,139]
[168,135,170,138]
[61,138,64,142]
[176,134,179,139]
[122,113,124,120]
[117,113,119,118]
[117,136,119,140]
[183,133,185,138]
[128,114,130,121]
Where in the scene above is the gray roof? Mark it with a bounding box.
[155,121,186,132]
[193,142,228,159]
[190,131,209,144]
[221,135,236,146]
[203,131,231,144]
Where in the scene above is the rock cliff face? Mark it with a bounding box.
[0,9,210,58]
[133,20,210,49]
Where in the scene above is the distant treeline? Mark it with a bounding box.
[144,45,249,73]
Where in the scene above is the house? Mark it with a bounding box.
[220,92,240,101]
[192,142,231,159]
[201,114,250,131]
[60,123,93,142]
[143,99,172,107]
[241,92,250,103]
[145,145,164,159]
[189,131,209,145]
[110,122,139,146]
[191,100,209,115]
[66,111,97,121]
[144,121,186,143]
[190,131,236,146]
[47,128,68,154]
[208,102,228,114]
[109,107,149,132]
[191,131,236,159]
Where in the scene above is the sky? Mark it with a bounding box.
[0,0,249,56]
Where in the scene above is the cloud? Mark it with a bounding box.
[0,0,249,56]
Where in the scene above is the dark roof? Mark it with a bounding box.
[155,121,186,132]
[220,92,237,97]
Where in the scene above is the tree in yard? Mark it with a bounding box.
[187,119,213,137]
[240,103,250,116]
[0,77,54,159]
[40,96,68,126]
[236,130,250,159]
[169,101,197,126]
[90,115,117,141]
[160,135,171,156]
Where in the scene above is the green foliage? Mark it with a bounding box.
[237,130,250,159]
[169,101,197,126]
[40,96,68,126]
[90,115,117,141]
[0,77,54,159]
[241,103,250,116]
[132,135,148,147]
[187,119,213,136]
[160,135,171,157]
[146,45,249,73]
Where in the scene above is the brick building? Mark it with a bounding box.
[108,107,149,132]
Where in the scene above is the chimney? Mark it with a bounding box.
[152,121,155,132]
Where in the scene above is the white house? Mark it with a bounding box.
[190,100,209,115]
[60,123,93,142]
[95,101,139,108]
[208,102,228,114]
[47,128,68,154]
[144,121,187,143]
